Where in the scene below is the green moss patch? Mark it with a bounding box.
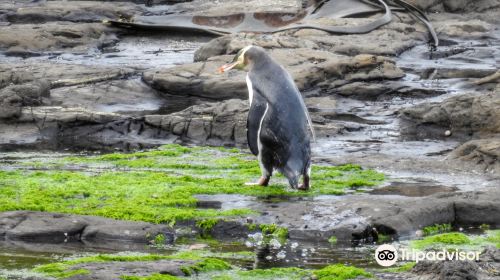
[485,230,500,248]
[33,262,90,278]
[411,232,471,250]
[212,267,312,280]
[383,262,416,273]
[328,236,338,245]
[121,274,179,280]
[180,258,231,276]
[0,144,384,225]
[422,223,452,236]
[212,264,371,280]
[314,264,373,280]
[260,224,289,243]
[410,230,500,251]
[33,251,239,279]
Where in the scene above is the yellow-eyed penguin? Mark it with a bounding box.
[219,46,314,190]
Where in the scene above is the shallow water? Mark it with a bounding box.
[0,33,209,69]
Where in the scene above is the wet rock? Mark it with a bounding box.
[411,260,480,280]
[479,246,500,263]
[69,259,193,280]
[0,63,134,85]
[173,0,302,15]
[0,22,118,54]
[0,211,174,245]
[195,189,500,243]
[144,50,404,101]
[50,78,164,116]
[145,99,249,146]
[442,0,468,12]
[3,1,143,24]
[369,182,458,197]
[475,70,500,85]
[0,106,174,151]
[400,92,500,140]
[405,0,441,11]
[0,81,50,119]
[454,192,500,225]
[194,36,232,62]
[17,106,125,124]
[406,246,500,279]
[330,81,446,100]
[450,138,500,174]
[144,98,342,145]
[434,19,492,38]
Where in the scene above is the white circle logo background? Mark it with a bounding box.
[375,244,398,267]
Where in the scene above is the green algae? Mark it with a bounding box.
[211,264,372,280]
[260,224,289,244]
[411,232,471,250]
[409,230,500,252]
[314,264,372,280]
[196,218,219,233]
[383,262,416,273]
[153,233,167,247]
[485,230,500,248]
[212,267,312,280]
[376,233,392,243]
[480,224,491,231]
[328,236,338,245]
[0,144,384,225]
[121,274,179,280]
[180,258,231,276]
[33,263,90,279]
[33,251,238,279]
[422,223,452,236]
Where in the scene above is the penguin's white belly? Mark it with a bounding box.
[245,74,254,106]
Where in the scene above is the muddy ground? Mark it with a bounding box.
[0,0,499,279]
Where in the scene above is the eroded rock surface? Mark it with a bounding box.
[401,92,500,139]
[69,259,193,280]
[0,211,175,245]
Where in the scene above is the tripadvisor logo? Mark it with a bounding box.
[375,244,398,266]
[374,244,481,267]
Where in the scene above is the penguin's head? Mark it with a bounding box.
[218,45,256,73]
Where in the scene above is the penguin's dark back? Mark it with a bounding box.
[247,48,310,131]
[247,48,311,147]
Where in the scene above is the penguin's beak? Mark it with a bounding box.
[218,61,239,73]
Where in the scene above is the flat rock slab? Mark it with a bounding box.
[0,62,134,85]
[0,22,117,54]
[68,259,193,280]
[50,79,164,116]
[143,50,404,101]
[0,211,174,245]
[1,1,143,24]
[196,189,500,243]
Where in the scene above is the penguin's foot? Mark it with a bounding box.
[298,174,310,191]
[244,176,270,186]
[297,184,309,191]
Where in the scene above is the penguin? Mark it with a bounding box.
[218,46,315,190]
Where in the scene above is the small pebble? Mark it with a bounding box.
[269,239,282,249]
[277,251,286,259]
[445,130,451,136]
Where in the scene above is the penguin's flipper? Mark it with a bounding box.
[246,93,267,156]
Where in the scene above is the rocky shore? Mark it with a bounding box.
[0,0,499,279]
